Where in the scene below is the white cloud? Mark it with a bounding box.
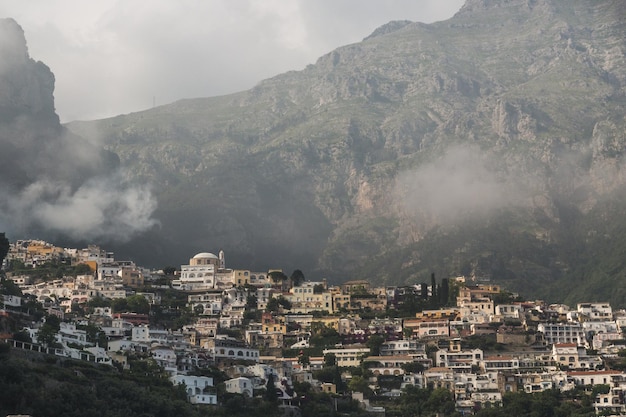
[0,0,464,121]
[395,145,531,226]
[2,174,158,242]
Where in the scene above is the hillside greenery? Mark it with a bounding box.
[0,345,605,417]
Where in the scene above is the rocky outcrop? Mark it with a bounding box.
[0,18,57,124]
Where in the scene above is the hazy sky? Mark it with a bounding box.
[0,0,464,122]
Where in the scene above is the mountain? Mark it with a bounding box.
[0,18,157,247]
[60,0,626,305]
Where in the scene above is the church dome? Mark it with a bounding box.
[193,252,218,259]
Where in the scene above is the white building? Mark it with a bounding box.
[203,335,260,363]
[380,340,426,358]
[225,377,253,397]
[322,347,370,368]
[436,347,484,371]
[58,322,89,347]
[577,303,612,320]
[2,294,21,307]
[568,370,623,386]
[188,291,223,316]
[493,304,523,321]
[174,251,226,291]
[170,375,217,405]
[151,345,177,375]
[538,323,586,346]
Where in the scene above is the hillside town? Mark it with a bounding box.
[3,239,626,416]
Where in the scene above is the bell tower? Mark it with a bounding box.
[218,249,225,269]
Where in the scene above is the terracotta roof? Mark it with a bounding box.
[484,355,515,361]
[568,370,622,376]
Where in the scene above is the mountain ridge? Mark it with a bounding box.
[53,0,626,305]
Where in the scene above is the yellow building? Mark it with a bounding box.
[312,316,340,332]
[457,284,502,304]
[285,283,335,314]
[333,293,351,311]
[341,280,371,294]
[415,308,459,321]
[27,242,63,257]
[262,313,287,334]
[233,270,251,286]
[120,266,144,288]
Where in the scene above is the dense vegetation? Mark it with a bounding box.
[0,345,607,417]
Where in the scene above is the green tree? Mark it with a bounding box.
[277,296,292,310]
[111,297,129,313]
[401,361,425,374]
[0,278,22,296]
[0,233,8,268]
[264,373,278,403]
[310,323,340,348]
[324,352,337,367]
[266,296,291,312]
[268,271,288,284]
[12,330,31,343]
[37,314,61,347]
[366,334,385,356]
[348,375,371,396]
[74,263,93,275]
[266,297,280,313]
[162,266,177,275]
[298,353,310,367]
[290,269,305,287]
[246,293,258,309]
[440,278,449,305]
[87,296,111,309]
[126,294,150,314]
[79,323,108,348]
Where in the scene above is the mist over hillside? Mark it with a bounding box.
[3,0,626,305]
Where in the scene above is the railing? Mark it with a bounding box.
[6,339,109,364]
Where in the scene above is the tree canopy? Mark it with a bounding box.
[290,269,305,287]
[0,233,8,268]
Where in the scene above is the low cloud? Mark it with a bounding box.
[0,17,158,244]
[0,173,158,243]
[395,145,531,226]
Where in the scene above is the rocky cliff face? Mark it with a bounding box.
[0,18,156,243]
[0,18,57,124]
[64,0,626,304]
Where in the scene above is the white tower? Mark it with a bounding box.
[218,249,225,269]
